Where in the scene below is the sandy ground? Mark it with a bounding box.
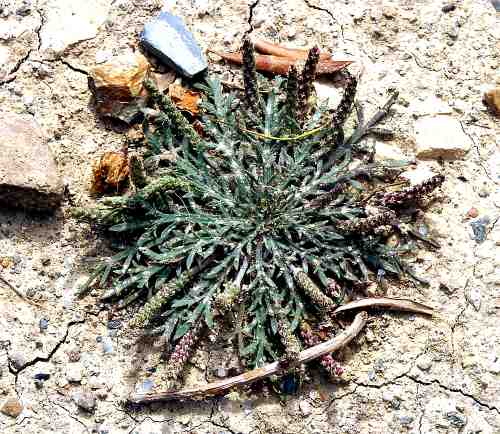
[1,0,499,433]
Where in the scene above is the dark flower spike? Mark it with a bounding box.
[242,35,263,120]
[297,45,320,123]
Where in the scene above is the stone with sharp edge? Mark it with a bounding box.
[141,11,207,78]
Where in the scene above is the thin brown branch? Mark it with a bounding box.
[0,275,41,307]
[127,311,368,404]
[333,297,434,316]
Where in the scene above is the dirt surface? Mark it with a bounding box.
[1,0,499,433]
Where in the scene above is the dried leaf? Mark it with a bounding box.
[168,84,201,115]
[91,151,129,194]
[209,50,353,77]
[333,297,434,316]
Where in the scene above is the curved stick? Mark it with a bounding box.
[127,311,368,404]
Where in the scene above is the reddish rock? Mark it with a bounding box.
[466,207,479,218]
[0,111,63,210]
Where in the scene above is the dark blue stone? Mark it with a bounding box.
[280,374,299,394]
[34,373,50,381]
[141,12,207,78]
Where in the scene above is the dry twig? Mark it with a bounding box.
[128,311,368,404]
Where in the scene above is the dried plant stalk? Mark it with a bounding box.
[127,312,368,403]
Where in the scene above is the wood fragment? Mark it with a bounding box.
[333,297,434,316]
[127,311,368,404]
[209,50,353,76]
[253,39,332,61]
[0,275,40,307]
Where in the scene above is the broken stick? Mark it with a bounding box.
[127,311,368,404]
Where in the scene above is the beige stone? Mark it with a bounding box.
[0,111,63,210]
[414,115,472,159]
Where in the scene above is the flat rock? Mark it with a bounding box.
[89,53,150,123]
[0,394,23,418]
[0,111,63,210]
[374,141,406,161]
[39,0,110,58]
[414,115,472,160]
[141,11,207,78]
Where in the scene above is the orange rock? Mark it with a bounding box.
[483,88,500,117]
[168,83,201,115]
[89,53,150,123]
[1,395,23,418]
[91,151,129,194]
[466,207,479,218]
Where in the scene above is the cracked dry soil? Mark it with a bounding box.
[1,0,500,433]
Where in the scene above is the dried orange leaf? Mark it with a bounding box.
[91,151,129,194]
[168,84,201,115]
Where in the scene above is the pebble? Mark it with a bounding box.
[101,337,114,354]
[39,318,49,332]
[67,347,81,362]
[9,352,26,371]
[470,217,490,243]
[442,3,457,13]
[137,379,154,394]
[399,415,414,426]
[0,394,23,418]
[214,367,228,378]
[34,372,50,381]
[73,391,96,412]
[107,319,122,330]
[416,356,433,371]
[299,400,312,416]
[414,115,472,160]
[66,364,83,383]
[466,207,479,218]
[95,50,112,64]
[446,411,467,428]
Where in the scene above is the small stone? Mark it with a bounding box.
[0,111,63,210]
[483,88,500,117]
[399,415,414,426]
[34,372,50,381]
[214,367,228,378]
[0,394,23,418]
[141,11,207,78]
[9,352,26,371]
[67,346,81,362]
[470,217,490,243]
[66,364,83,383]
[299,400,312,417]
[89,53,150,123]
[382,6,397,18]
[442,3,456,13]
[101,336,113,354]
[107,319,122,330]
[414,115,472,160]
[416,355,432,371]
[466,207,479,218]
[446,411,467,428]
[39,318,49,332]
[137,379,154,394]
[73,391,96,412]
